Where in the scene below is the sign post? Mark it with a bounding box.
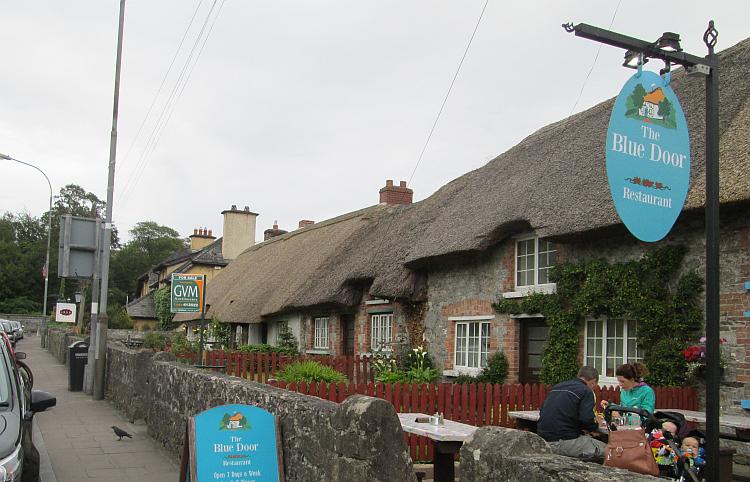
[565,21,722,480]
[179,404,284,482]
[171,274,207,364]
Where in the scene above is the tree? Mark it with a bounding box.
[109,222,186,302]
[0,213,46,313]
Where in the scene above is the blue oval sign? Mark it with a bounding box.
[606,71,691,242]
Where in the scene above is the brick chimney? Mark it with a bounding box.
[189,227,216,251]
[379,180,413,205]
[221,205,258,260]
[298,220,315,229]
[264,220,288,241]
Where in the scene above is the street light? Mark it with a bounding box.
[0,153,53,323]
[564,20,721,480]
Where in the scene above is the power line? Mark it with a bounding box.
[367,0,489,267]
[119,0,223,207]
[568,0,622,115]
[407,0,489,186]
[117,0,206,177]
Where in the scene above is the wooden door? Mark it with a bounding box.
[342,314,355,356]
[520,318,549,384]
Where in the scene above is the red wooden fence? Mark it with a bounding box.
[173,350,698,462]
[175,350,377,383]
[264,380,698,462]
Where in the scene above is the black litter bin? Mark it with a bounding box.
[68,341,89,391]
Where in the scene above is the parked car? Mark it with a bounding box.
[0,321,16,345]
[8,322,22,341]
[0,331,55,481]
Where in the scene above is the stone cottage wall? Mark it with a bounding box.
[422,206,750,410]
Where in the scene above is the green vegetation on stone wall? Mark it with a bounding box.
[494,245,703,386]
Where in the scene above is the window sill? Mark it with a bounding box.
[502,283,557,299]
[306,349,330,355]
[443,368,482,378]
[598,376,619,387]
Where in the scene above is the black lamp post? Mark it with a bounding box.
[564,21,720,480]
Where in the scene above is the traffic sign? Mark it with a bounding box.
[171,274,206,313]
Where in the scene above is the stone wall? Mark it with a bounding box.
[460,426,658,481]
[44,328,83,364]
[103,343,414,482]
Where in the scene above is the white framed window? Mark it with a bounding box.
[275,321,288,345]
[584,318,644,382]
[515,237,556,288]
[313,317,329,350]
[454,320,491,371]
[370,313,393,351]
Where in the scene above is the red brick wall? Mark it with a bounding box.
[440,299,495,371]
[499,316,519,383]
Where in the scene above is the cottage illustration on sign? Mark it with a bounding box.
[625,85,676,129]
[220,412,251,431]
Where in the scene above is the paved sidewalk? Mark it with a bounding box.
[19,335,180,482]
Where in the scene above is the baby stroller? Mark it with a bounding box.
[645,411,705,482]
[603,406,704,482]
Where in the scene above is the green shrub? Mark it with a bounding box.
[144,332,167,350]
[375,371,408,383]
[274,361,347,384]
[452,374,481,385]
[107,305,133,329]
[237,343,297,355]
[478,351,509,384]
[276,323,299,355]
[171,333,199,355]
[374,346,439,384]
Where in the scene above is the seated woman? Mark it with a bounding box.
[600,362,655,415]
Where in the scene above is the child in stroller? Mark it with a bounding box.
[645,411,705,481]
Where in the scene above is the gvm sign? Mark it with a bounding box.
[171,274,206,313]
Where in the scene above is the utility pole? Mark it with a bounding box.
[93,0,126,400]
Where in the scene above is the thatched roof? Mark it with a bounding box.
[208,37,750,323]
[206,206,389,322]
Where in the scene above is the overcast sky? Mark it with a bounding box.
[1,1,747,244]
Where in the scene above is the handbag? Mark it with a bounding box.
[604,427,659,476]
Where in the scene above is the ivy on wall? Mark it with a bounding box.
[494,245,703,386]
[154,287,176,330]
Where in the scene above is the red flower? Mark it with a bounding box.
[683,345,703,362]
[643,179,655,188]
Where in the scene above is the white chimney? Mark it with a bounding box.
[221,205,258,259]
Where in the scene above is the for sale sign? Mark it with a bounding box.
[171,274,206,313]
[55,302,77,323]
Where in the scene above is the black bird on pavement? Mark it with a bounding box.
[111,426,132,441]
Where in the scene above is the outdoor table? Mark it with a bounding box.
[398,413,478,482]
[667,409,750,440]
[508,410,611,434]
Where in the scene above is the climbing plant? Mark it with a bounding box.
[153,287,176,330]
[494,245,703,386]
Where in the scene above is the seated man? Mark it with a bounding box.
[537,366,606,459]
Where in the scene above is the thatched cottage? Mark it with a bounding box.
[206,38,749,401]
